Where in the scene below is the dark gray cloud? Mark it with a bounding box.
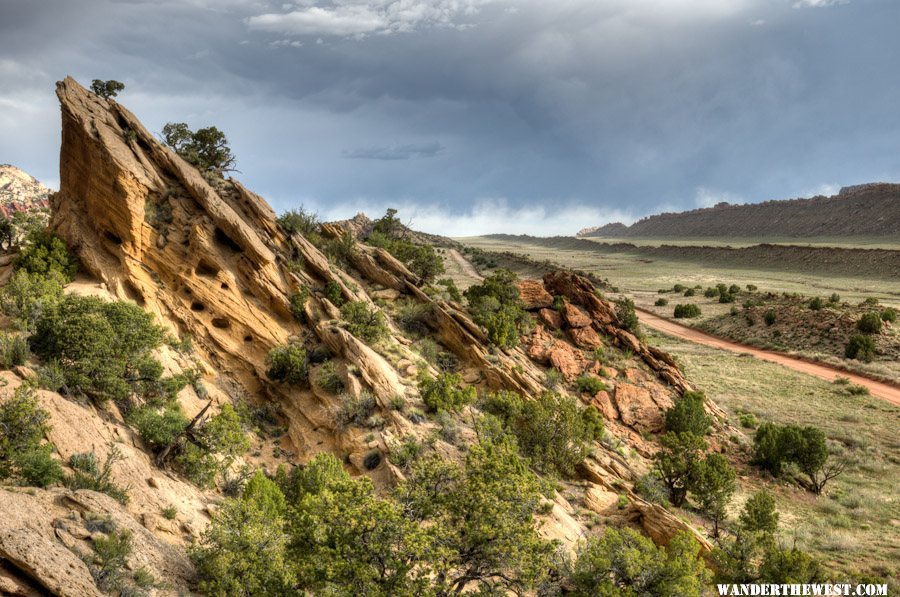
[1,0,899,235]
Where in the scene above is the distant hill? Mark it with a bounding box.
[577,183,900,238]
[0,164,51,217]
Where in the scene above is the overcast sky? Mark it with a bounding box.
[2,0,899,235]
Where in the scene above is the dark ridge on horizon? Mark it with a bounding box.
[577,183,900,239]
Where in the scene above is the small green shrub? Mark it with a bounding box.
[315,361,345,394]
[829,293,840,303]
[324,280,345,307]
[739,412,758,429]
[323,232,356,268]
[719,293,735,304]
[482,390,603,477]
[843,384,869,396]
[0,269,66,332]
[89,528,133,592]
[335,391,378,429]
[844,335,875,362]
[665,391,711,436]
[673,304,701,319]
[128,405,189,452]
[655,298,668,307]
[881,308,896,323]
[683,288,696,297]
[747,284,758,292]
[863,297,879,306]
[174,405,249,488]
[65,445,130,504]
[634,472,669,505]
[569,528,710,595]
[395,300,433,336]
[728,285,741,295]
[703,287,718,298]
[808,297,824,311]
[764,310,777,326]
[289,287,310,322]
[574,375,607,395]
[464,269,530,348]
[15,230,78,281]
[266,344,309,385]
[544,368,563,390]
[162,505,178,520]
[277,208,320,237]
[388,434,423,469]
[436,278,462,302]
[30,295,166,404]
[418,372,475,413]
[0,386,63,488]
[615,298,640,333]
[672,284,686,293]
[0,333,28,368]
[857,312,882,334]
[162,122,236,173]
[341,301,388,343]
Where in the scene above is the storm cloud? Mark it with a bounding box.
[1,0,898,235]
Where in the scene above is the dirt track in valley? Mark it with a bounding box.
[636,308,900,407]
[447,248,484,282]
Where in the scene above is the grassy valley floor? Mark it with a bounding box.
[647,329,900,585]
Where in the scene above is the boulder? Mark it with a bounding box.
[538,308,563,329]
[591,390,619,420]
[548,342,585,380]
[569,326,604,349]
[516,279,553,310]
[613,383,665,433]
[0,528,100,597]
[561,303,592,328]
[371,288,401,301]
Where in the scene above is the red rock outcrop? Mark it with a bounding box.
[516,279,553,310]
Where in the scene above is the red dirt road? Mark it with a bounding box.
[636,308,900,407]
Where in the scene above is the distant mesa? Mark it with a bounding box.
[0,164,51,217]
[577,183,900,239]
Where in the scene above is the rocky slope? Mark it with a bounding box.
[578,183,900,239]
[0,77,732,594]
[0,165,51,217]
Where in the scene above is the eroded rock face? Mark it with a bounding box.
[51,77,295,401]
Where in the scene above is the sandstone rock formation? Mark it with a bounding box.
[0,77,731,593]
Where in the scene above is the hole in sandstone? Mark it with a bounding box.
[190,301,206,312]
[220,283,230,290]
[244,335,253,342]
[213,227,242,253]
[124,280,145,306]
[211,318,230,329]
[104,231,123,245]
[196,259,220,278]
